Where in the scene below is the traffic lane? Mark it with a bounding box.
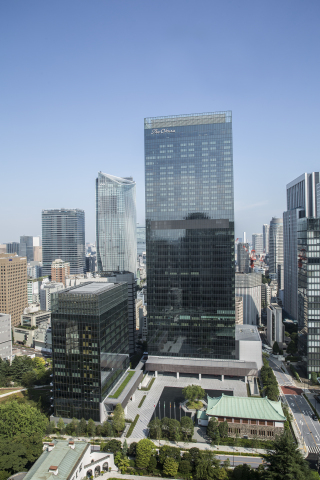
[217,455,263,468]
[269,359,293,384]
[286,394,320,446]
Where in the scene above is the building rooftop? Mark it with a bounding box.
[66,282,115,295]
[198,394,286,422]
[24,441,88,480]
[235,325,261,342]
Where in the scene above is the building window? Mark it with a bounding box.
[250,429,257,435]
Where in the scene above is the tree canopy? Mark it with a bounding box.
[135,439,156,470]
[0,400,48,438]
[182,384,205,402]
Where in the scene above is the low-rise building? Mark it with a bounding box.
[21,304,51,327]
[24,440,115,480]
[197,394,286,439]
[0,313,12,360]
[40,281,64,311]
[13,305,52,352]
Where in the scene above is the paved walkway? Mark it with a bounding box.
[0,388,26,398]
[126,374,247,439]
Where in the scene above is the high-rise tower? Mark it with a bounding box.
[96,173,136,275]
[145,111,235,359]
[263,224,270,254]
[42,209,85,276]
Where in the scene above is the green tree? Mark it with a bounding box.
[189,447,201,467]
[0,471,10,480]
[112,403,125,435]
[263,431,313,479]
[147,456,157,474]
[0,401,48,438]
[181,416,194,440]
[122,439,128,456]
[168,418,181,441]
[65,418,78,435]
[232,463,258,479]
[87,419,96,437]
[115,453,130,474]
[101,439,122,455]
[57,417,65,433]
[101,420,113,437]
[76,418,87,436]
[182,384,205,403]
[194,452,222,480]
[163,457,179,478]
[179,459,192,475]
[46,421,55,435]
[311,372,318,385]
[135,439,156,470]
[218,420,229,438]
[273,342,280,354]
[159,445,181,465]
[287,340,297,355]
[21,370,37,388]
[207,417,220,441]
[128,442,137,456]
[0,434,42,475]
[148,417,162,440]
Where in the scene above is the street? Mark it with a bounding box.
[268,358,320,454]
[216,454,263,468]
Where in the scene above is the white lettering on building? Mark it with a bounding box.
[151,129,175,134]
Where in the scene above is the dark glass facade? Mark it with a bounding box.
[297,217,320,376]
[51,282,129,421]
[144,112,235,359]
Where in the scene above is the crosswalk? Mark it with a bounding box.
[308,445,320,454]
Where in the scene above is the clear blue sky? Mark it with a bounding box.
[1,0,320,244]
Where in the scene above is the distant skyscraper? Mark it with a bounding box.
[284,173,319,319]
[252,233,263,256]
[137,225,146,257]
[145,111,235,360]
[51,259,70,286]
[6,242,20,255]
[237,243,250,273]
[243,232,247,244]
[263,224,270,254]
[20,236,40,262]
[0,253,28,327]
[42,209,85,276]
[96,173,136,275]
[269,217,283,282]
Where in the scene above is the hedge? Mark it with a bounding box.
[141,377,155,391]
[109,371,135,398]
[126,414,139,438]
[138,395,146,408]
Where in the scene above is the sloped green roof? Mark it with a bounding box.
[205,394,286,422]
[24,441,88,480]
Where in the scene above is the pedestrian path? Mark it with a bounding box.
[308,445,320,454]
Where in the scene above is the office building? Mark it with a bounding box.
[261,283,271,307]
[235,296,243,325]
[252,233,263,256]
[137,225,146,257]
[267,303,284,348]
[263,224,270,254]
[0,245,6,254]
[0,313,12,360]
[96,173,136,275]
[27,261,42,279]
[243,232,247,244]
[269,217,283,285]
[297,217,320,376]
[20,236,40,263]
[51,259,70,286]
[5,242,20,255]
[42,209,85,276]
[40,281,64,311]
[237,242,250,273]
[0,253,28,327]
[145,111,235,360]
[235,273,262,325]
[284,173,319,320]
[51,282,129,421]
[85,255,96,273]
[27,277,42,304]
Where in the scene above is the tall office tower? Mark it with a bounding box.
[96,173,136,275]
[137,225,146,257]
[243,232,247,244]
[235,273,262,325]
[20,236,40,262]
[237,243,250,273]
[284,173,320,319]
[297,217,320,377]
[51,259,70,286]
[51,282,129,421]
[145,111,235,360]
[85,255,96,273]
[252,233,263,256]
[0,253,28,327]
[6,242,20,255]
[269,217,283,278]
[263,224,270,254]
[42,209,85,276]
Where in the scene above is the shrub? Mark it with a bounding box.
[109,371,135,399]
[138,395,146,408]
[126,414,139,438]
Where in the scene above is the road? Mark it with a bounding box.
[216,455,263,468]
[268,358,320,454]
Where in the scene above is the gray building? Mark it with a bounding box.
[137,225,146,257]
[269,217,283,285]
[0,313,12,360]
[5,242,20,255]
[284,173,319,320]
[263,224,269,254]
[267,303,284,348]
[96,173,136,275]
[237,242,250,273]
[145,111,235,360]
[85,255,96,273]
[20,236,40,263]
[51,282,129,422]
[42,209,85,276]
[252,233,263,256]
[40,281,65,311]
[235,273,262,325]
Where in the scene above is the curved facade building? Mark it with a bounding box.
[96,172,136,274]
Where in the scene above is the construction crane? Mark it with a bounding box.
[250,249,256,269]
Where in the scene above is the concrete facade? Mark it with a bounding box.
[235,296,243,325]
[235,273,262,325]
[0,253,28,327]
[267,303,284,347]
[0,313,12,360]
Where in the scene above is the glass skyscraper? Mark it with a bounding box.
[144,111,235,360]
[96,172,136,275]
[42,209,85,276]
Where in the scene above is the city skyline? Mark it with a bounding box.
[2,2,320,242]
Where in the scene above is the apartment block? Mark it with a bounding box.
[0,253,28,327]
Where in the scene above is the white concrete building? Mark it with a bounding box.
[40,280,64,311]
[235,273,262,325]
[252,233,263,256]
[0,313,12,360]
[267,303,284,347]
[235,296,243,325]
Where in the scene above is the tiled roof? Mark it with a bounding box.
[203,394,286,421]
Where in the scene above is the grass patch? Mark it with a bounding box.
[186,400,203,410]
[141,377,155,391]
[109,371,135,399]
[0,392,24,404]
[213,450,262,457]
[138,395,146,408]
[126,414,139,438]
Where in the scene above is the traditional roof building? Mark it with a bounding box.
[197,394,286,439]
